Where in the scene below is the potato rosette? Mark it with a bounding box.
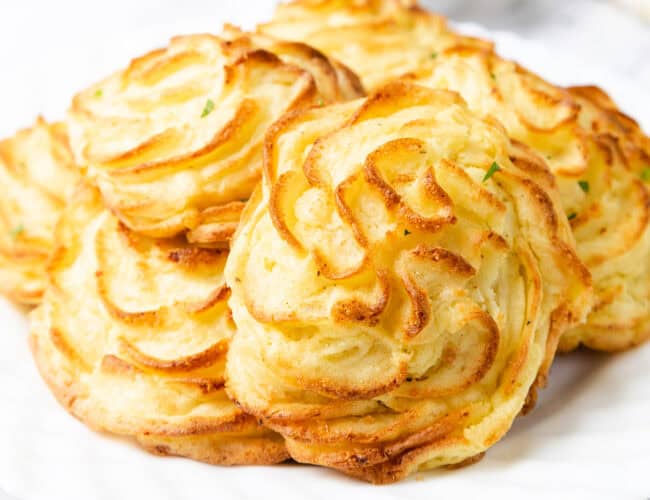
[225,83,591,482]
[0,118,81,304]
[30,185,288,465]
[68,31,363,244]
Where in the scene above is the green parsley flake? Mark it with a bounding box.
[201,99,215,118]
[578,180,590,193]
[94,89,103,98]
[10,224,24,239]
[567,212,577,221]
[642,168,650,182]
[404,229,411,236]
[490,72,496,80]
[430,52,438,59]
[482,162,501,182]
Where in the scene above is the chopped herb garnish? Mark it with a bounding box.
[482,162,501,182]
[578,180,590,193]
[317,99,325,107]
[9,224,24,239]
[404,229,411,236]
[430,52,438,59]
[490,72,496,80]
[567,212,577,221]
[201,99,215,118]
[642,168,650,182]
[94,89,103,98]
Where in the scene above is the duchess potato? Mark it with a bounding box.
[30,184,288,465]
[67,30,363,245]
[260,0,491,91]
[225,82,591,482]
[0,118,81,304]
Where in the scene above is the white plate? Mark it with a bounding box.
[1,7,649,500]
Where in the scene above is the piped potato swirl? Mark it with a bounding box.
[68,31,363,245]
[225,83,591,483]
[30,185,288,465]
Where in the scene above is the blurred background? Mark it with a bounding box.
[0,0,648,137]
[441,0,650,84]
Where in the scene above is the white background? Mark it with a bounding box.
[0,2,649,500]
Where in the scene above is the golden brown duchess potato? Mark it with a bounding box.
[0,118,81,304]
[559,86,650,351]
[407,50,650,352]
[263,0,650,352]
[260,0,491,91]
[67,31,363,245]
[29,184,288,465]
[225,82,592,483]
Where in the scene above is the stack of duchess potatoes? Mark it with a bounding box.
[1,0,648,484]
